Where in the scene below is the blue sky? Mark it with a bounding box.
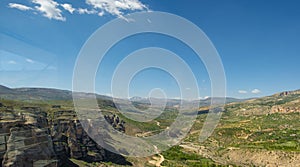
[0,0,300,99]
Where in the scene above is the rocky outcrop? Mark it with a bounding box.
[0,106,57,167]
[270,105,300,114]
[222,148,300,166]
[0,104,126,167]
[104,115,125,133]
[51,110,105,163]
[0,112,25,134]
[277,90,300,97]
[52,105,61,109]
[2,125,57,167]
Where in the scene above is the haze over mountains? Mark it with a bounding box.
[0,85,111,101]
[0,85,243,105]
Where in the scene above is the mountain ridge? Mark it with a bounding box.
[0,85,243,103]
[1,84,300,103]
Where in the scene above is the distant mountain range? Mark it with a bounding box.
[0,84,245,103]
[0,85,245,106]
[0,85,111,101]
[129,96,244,107]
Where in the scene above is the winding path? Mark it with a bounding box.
[155,154,165,167]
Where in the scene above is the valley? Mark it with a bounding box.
[0,86,299,166]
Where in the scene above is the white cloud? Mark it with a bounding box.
[238,90,248,94]
[32,0,65,21]
[251,89,261,94]
[98,11,105,16]
[185,87,191,90]
[7,0,148,21]
[61,3,75,14]
[8,3,33,11]
[8,60,17,64]
[86,0,147,17]
[77,8,97,15]
[26,58,35,63]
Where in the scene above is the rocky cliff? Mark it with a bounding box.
[0,103,126,167]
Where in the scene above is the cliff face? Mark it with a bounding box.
[0,107,58,167]
[277,90,300,97]
[50,110,106,164]
[2,125,57,167]
[0,104,125,167]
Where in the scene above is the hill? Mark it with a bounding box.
[0,85,111,101]
[181,89,300,166]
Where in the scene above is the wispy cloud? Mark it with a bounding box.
[251,89,261,94]
[238,90,248,94]
[86,0,147,17]
[199,96,209,100]
[8,60,17,64]
[8,3,33,11]
[26,58,35,63]
[61,3,75,14]
[7,0,148,21]
[32,0,65,21]
[77,8,97,15]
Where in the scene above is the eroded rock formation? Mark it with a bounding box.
[0,104,126,167]
[270,105,300,114]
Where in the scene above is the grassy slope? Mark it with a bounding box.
[181,92,300,166]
